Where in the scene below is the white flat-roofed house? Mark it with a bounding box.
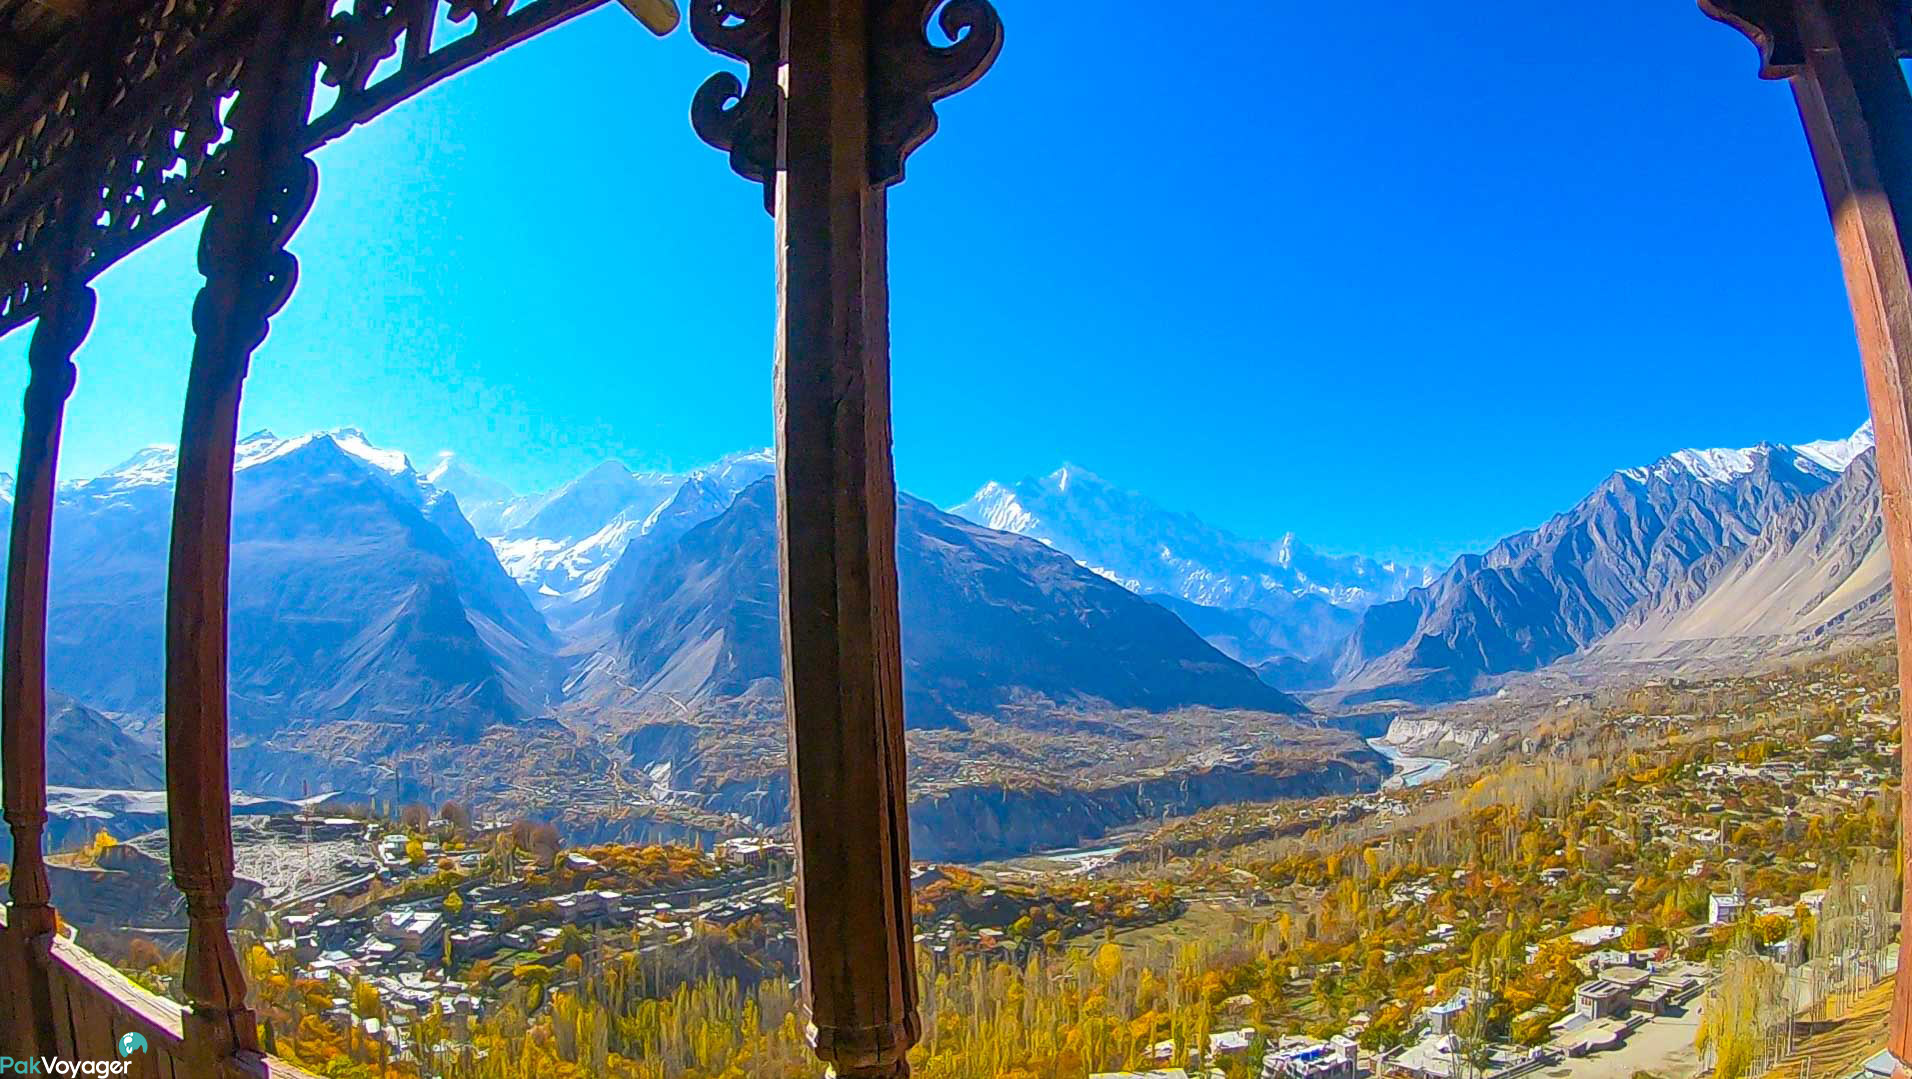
[373,909,445,953]
[1262,1035,1359,1079]
[1574,979,1631,1021]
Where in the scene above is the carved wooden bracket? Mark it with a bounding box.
[869,0,1001,185]
[1699,0,1912,77]
[688,0,780,208]
[690,0,1002,208]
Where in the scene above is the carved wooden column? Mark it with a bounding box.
[3,21,120,1055]
[4,265,93,926]
[690,2,998,1075]
[164,0,320,1062]
[1,283,92,1051]
[1699,0,1912,1069]
[1,259,94,1063]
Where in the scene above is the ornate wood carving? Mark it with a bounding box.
[691,0,1001,206]
[868,0,1000,185]
[2,14,118,1059]
[2,288,88,940]
[0,0,262,337]
[306,0,621,149]
[739,0,994,1075]
[0,0,629,340]
[689,0,779,208]
[163,0,322,1062]
[689,1,1003,1073]
[0,64,90,329]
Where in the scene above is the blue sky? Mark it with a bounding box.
[0,2,1871,567]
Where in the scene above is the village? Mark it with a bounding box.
[1072,647,1905,1079]
[30,645,1905,1079]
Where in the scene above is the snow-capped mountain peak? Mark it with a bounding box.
[1660,446,1761,485]
[1051,463,1102,494]
[93,444,180,488]
[474,449,778,610]
[950,464,1430,661]
[327,427,413,477]
[1621,423,1875,487]
[423,452,517,517]
[1796,421,1876,473]
[961,480,1040,536]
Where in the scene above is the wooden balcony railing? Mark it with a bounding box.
[0,907,321,1078]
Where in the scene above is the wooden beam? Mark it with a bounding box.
[774,0,917,1073]
[614,0,679,35]
[163,0,318,1065]
[1771,0,1912,1069]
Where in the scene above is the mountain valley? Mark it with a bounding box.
[6,420,1897,862]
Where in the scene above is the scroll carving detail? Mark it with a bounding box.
[870,0,1002,185]
[308,0,610,148]
[689,0,1001,200]
[689,0,780,207]
[0,0,611,337]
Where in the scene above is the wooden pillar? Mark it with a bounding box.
[689,2,999,1075]
[3,18,120,1052]
[1703,0,1912,1069]
[1,277,94,1058]
[3,288,92,935]
[1786,4,1912,1068]
[164,0,319,1062]
[775,3,915,1070]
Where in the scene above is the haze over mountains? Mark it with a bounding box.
[4,419,1893,810]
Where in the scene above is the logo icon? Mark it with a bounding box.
[118,1032,148,1057]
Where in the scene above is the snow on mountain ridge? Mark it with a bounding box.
[84,429,424,492]
[950,463,1430,661]
[1797,421,1876,472]
[467,449,778,608]
[1622,423,1874,486]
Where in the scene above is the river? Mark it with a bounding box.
[1366,737,1455,789]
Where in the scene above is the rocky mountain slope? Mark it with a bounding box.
[1595,445,1891,660]
[1332,425,1881,705]
[45,693,163,790]
[42,430,559,743]
[578,478,1305,727]
[952,465,1428,664]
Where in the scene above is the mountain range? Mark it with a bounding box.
[1329,424,1885,704]
[5,419,1895,827]
[12,429,1309,810]
[952,466,1431,663]
[432,450,776,619]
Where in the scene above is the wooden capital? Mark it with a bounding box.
[690,0,1002,208]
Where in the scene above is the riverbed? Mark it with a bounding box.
[1367,738,1455,789]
